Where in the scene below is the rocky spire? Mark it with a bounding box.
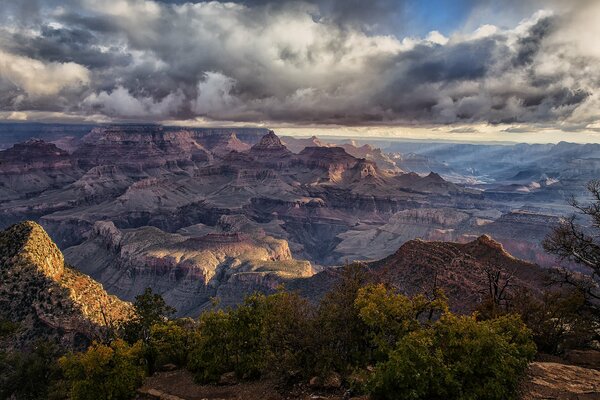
[251,131,288,151]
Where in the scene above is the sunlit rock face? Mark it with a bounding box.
[0,221,132,351]
[64,220,314,316]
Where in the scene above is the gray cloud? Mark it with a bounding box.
[0,0,598,130]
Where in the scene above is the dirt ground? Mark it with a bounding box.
[136,360,600,400]
[136,370,363,400]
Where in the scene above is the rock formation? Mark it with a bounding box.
[0,221,132,350]
[64,221,314,315]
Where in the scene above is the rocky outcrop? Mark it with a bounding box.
[521,361,600,399]
[74,125,211,172]
[0,221,132,350]
[64,222,314,316]
[368,235,546,312]
[248,131,293,167]
[0,140,81,201]
[0,127,539,273]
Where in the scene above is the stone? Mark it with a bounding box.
[308,376,322,388]
[219,371,237,386]
[322,372,342,389]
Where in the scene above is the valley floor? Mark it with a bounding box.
[136,360,600,400]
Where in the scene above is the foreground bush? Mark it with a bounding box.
[367,314,536,400]
[185,278,536,400]
[148,319,196,368]
[59,339,146,400]
[0,341,63,400]
[188,291,313,382]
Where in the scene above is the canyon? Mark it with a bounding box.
[0,123,587,314]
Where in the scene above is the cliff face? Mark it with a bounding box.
[0,139,81,201]
[0,221,132,350]
[64,221,314,316]
[74,125,212,171]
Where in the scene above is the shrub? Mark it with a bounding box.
[120,287,176,345]
[511,288,597,354]
[313,264,371,374]
[148,319,196,368]
[259,291,315,379]
[355,284,447,358]
[0,341,63,400]
[188,291,316,383]
[59,339,146,400]
[367,313,536,400]
[188,296,265,382]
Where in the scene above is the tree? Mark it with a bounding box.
[477,265,516,319]
[149,319,195,368]
[510,288,596,354]
[121,288,176,344]
[543,180,600,310]
[314,263,372,373]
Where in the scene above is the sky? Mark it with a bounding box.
[1,0,600,143]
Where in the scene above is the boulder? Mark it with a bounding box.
[219,371,237,386]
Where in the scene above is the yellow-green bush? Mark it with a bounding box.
[367,313,536,400]
[59,339,146,400]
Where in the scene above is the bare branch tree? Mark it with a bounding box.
[482,264,515,316]
[543,180,600,309]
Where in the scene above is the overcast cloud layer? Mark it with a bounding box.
[0,0,599,134]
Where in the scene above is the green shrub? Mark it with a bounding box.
[188,296,266,382]
[313,264,371,374]
[149,319,195,368]
[120,287,176,345]
[511,289,597,354]
[59,339,146,400]
[188,291,316,383]
[355,284,447,358]
[367,313,536,400]
[258,291,314,379]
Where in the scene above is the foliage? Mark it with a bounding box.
[367,313,536,400]
[258,291,314,379]
[0,267,541,400]
[59,339,146,400]
[148,319,196,368]
[121,287,176,344]
[355,283,447,358]
[186,278,535,400]
[188,294,266,382]
[511,288,597,354]
[0,318,19,339]
[0,341,63,400]
[313,264,372,373]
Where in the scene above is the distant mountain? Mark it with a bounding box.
[0,221,132,350]
[0,139,81,201]
[282,135,403,172]
[290,234,546,313]
[369,234,545,312]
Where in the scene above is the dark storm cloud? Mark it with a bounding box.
[0,0,598,128]
[514,16,555,66]
[4,25,132,69]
